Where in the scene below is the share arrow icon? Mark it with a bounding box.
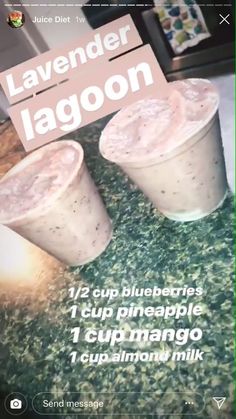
[213,397,226,409]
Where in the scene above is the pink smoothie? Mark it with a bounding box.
[0,140,112,265]
[100,79,227,221]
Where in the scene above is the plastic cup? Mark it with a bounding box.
[99,79,228,221]
[0,140,112,265]
[117,113,227,221]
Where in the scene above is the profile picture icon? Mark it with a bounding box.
[7,10,25,28]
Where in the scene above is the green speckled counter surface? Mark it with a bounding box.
[0,117,234,419]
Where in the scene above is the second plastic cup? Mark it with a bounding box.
[0,140,112,265]
[99,79,228,221]
[114,113,227,221]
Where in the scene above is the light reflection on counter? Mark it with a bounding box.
[0,224,66,298]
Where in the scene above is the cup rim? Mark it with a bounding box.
[0,139,84,225]
[120,113,218,169]
[99,79,219,167]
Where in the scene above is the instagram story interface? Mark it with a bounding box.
[0,1,234,418]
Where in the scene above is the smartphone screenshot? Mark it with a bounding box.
[0,1,234,418]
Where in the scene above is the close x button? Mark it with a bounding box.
[219,13,230,25]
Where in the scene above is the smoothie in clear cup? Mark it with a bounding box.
[0,140,112,265]
[99,79,228,221]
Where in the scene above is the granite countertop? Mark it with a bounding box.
[0,117,234,419]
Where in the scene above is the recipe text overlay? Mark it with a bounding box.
[0,15,169,151]
[68,285,205,365]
